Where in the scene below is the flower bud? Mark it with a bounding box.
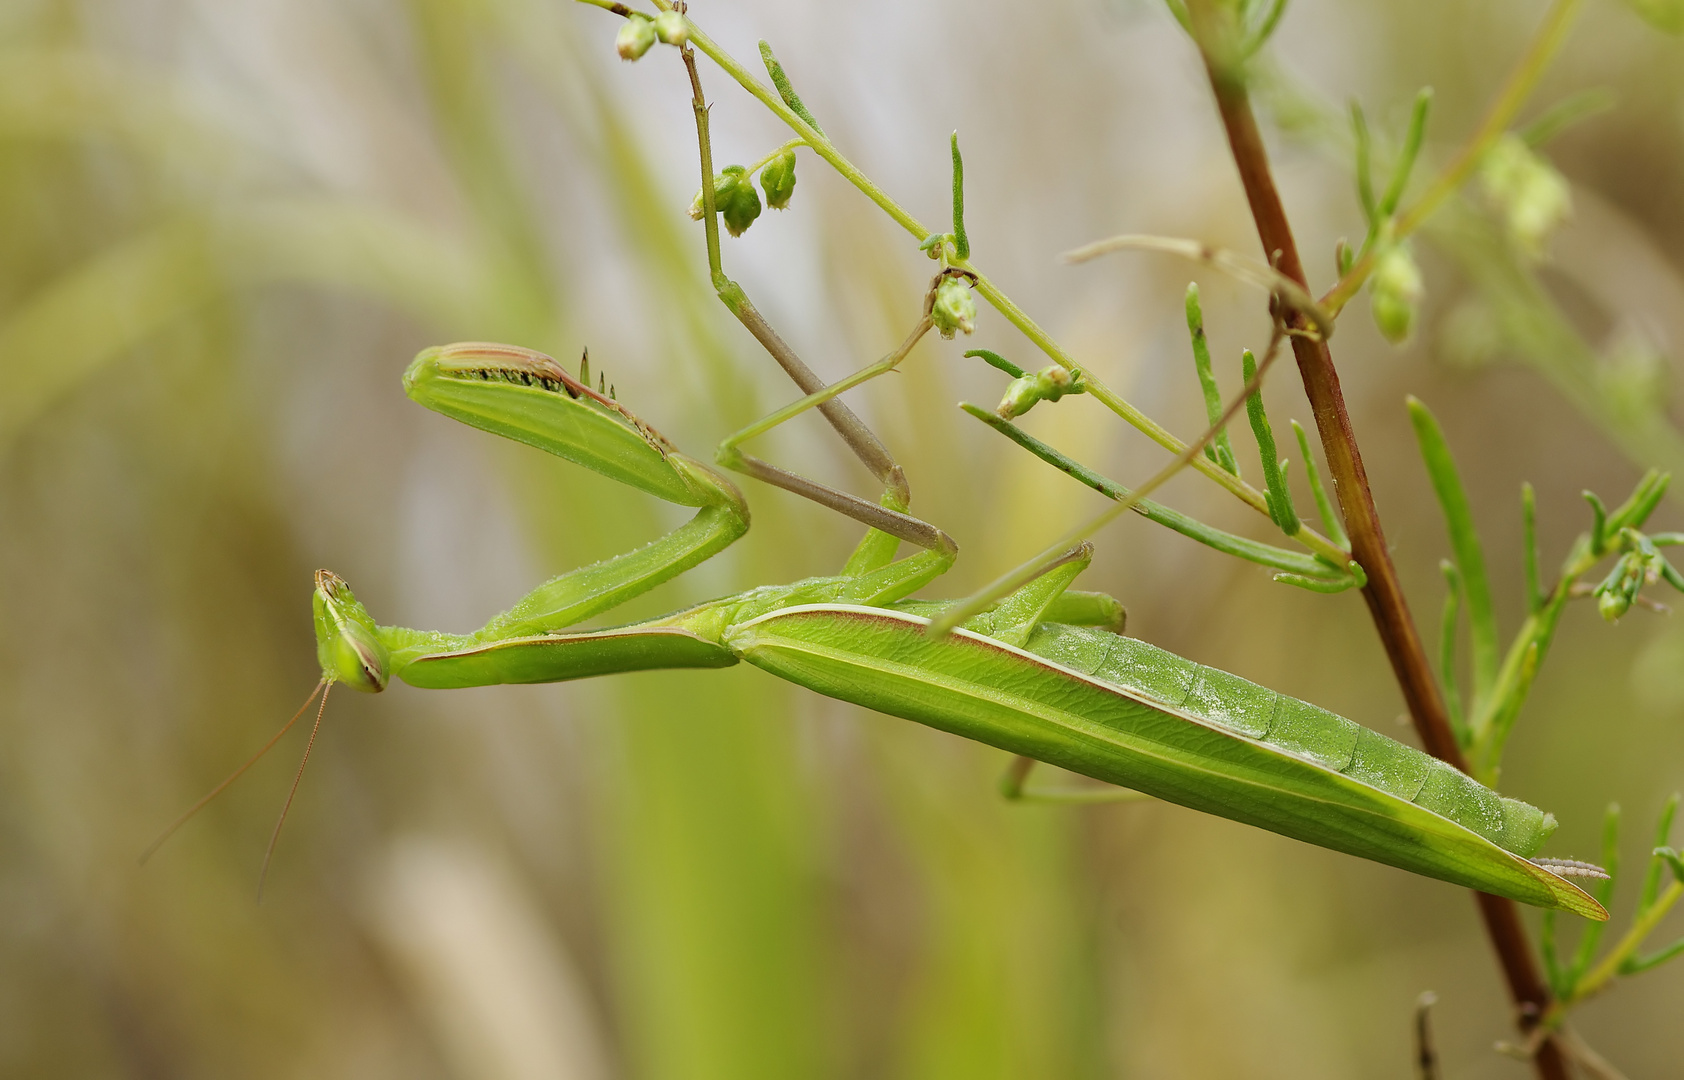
[616,14,657,61]
[1369,244,1423,345]
[997,365,1074,419]
[1595,551,1645,622]
[1480,134,1571,257]
[715,165,762,237]
[760,149,797,210]
[652,10,687,45]
[932,276,976,339]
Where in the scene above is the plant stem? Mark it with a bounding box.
[671,13,1354,566]
[1551,879,1683,1023]
[1192,20,1570,1080]
[1320,0,1585,314]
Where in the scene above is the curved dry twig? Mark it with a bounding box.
[1062,233,1335,339]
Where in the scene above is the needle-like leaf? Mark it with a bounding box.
[1409,397,1498,713]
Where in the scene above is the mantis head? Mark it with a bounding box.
[313,569,390,693]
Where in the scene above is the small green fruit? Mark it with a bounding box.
[1369,245,1423,345]
[616,15,657,60]
[932,277,976,339]
[760,149,797,210]
[997,365,1074,419]
[716,165,762,237]
[652,11,687,45]
[1480,134,1571,257]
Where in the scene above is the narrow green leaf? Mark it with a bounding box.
[1478,640,1539,780]
[1519,88,1617,148]
[965,348,1026,379]
[1377,87,1433,218]
[949,132,969,260]
[1523,482,1544,615]
[1542,908,1566,998]
[1438,560,1467,746]
[963,403,1346,580]
[758,40,825,137]
[1238,0,1289,58]
[1408,397,1499,711]
[1607,468,1670,533]
[1272,569,1363,593]
[1656,846,1684,885]
[1243,348,1300,535]
[1161,0,1192,33]
[1293,419,1347,549]
[1186,284,1239,476]
[1584,490,1610,553]
[1567,804,1621,988]
[1650,791,1684,909]
[1351,101,1376,227]
[1619,935,1684,977]
[1660,555,1684,594]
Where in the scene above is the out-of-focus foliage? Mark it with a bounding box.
[0,0,1680,1077]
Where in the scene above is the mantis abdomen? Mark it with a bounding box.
[729,606,1602,918]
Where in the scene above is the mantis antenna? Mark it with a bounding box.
[139,678,327,864]
[257,682,332,902]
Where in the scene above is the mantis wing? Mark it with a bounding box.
[727,605,1606,919]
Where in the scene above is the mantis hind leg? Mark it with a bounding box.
[712,274,959,578]
[926,542,1141,805]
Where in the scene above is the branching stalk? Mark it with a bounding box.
[1188,3,1571,1074]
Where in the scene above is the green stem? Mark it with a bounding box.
[744,138,806,177]
[1320,0,1585,314]
[674,12,1353,566]
[1469,536,1593,779]
[1546,879,1684,1027]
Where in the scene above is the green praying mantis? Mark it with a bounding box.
[145,262,1605,916]
[277,328,1605,919]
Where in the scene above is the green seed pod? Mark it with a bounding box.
[716,165,762,237]
[932,276,976,339]
[652,10,688,45]
[616,14,657,61]
[760,149,797,210]
[997,365,1074,419]
[1369,244,1423,345]
[1480,134,1571,257]
[1595,551,1646,621]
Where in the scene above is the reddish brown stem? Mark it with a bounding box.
[1196,51,1572,1080]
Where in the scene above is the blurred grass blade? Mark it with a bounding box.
[0,201,492,448]
[1408,397,1498,714]
[1519,87,1616,147]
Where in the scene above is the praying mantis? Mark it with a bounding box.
[283,326,1604,919]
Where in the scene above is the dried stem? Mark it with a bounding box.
[1190,15,1570,1080]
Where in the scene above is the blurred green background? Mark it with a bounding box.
[2,0,1681,1076]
